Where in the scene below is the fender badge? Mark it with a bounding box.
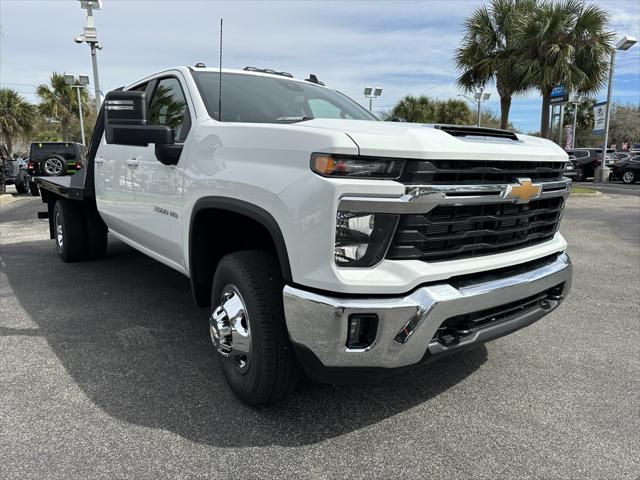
[504,178,542,203]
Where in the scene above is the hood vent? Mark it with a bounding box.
[428,124,519,143]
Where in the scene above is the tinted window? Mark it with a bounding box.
[572,150,589,158]
[148,77,190,142]
[191,72,377,123]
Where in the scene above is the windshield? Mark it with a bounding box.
[191,72,378,123]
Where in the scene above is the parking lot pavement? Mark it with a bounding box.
[574,180,640,197]
[1,191,639,480]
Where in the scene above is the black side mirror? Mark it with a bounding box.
[104,91,174,147]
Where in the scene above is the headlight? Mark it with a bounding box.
[311,153,404,179]
[335,212,398,267]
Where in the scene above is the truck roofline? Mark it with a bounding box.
[124,66,331,92]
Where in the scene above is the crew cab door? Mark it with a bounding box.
[96,74,192,270]
[125,76,192,267]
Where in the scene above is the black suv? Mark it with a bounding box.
[28,142,86,177]
[565,148,616,181]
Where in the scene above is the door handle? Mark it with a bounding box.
[127,158,139,167]
[95,157,105,164]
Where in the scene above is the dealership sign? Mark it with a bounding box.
[592,101,607,135]
[550,85,569,104]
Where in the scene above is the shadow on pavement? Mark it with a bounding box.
[0,238,487,447]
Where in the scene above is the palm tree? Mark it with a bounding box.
[516,0,613,138]
[36,72,89,141]
[436,99,473,125]
[455,0,535,129]
[0,88,36,156]
[391,95,438,123]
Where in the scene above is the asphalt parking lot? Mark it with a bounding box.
[1,186,639,479]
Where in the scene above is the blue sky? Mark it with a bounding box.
[1,0,638,133]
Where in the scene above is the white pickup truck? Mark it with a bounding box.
[36,65,572,405]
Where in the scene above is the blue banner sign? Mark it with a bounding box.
[550,85,569,104]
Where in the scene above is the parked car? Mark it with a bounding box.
[0,144,7,194]
[563,152,577,179]
[566,148,617,181]
[1,145,30,194]
[610,155,640,184]
[35,66,572,405]
[28,142,86,177]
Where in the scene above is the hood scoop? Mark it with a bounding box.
[426,124,519,143]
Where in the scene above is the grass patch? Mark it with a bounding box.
[571,185,597,194]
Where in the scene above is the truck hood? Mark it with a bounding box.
[298,119,568,162]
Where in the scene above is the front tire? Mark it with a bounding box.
[574,166,585,182]
[210,251,299,405]
[622,170,635,184]
[53,200,85,262]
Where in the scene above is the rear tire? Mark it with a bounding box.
[15,172,29,194]
[210,251,299,405]
[53,200,85,262]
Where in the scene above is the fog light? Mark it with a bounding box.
[346,314,378,350]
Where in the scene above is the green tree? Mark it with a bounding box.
[390,95,438,123]
[0,88,36,156]
[36,72,90,141]
[608,104,640,147]
[388,96,481,126]
[455,0,535,129]
[516,0,613,138]
[479,108,517,131]
[437,99,473,125]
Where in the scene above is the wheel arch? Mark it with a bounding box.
[189,197,293,307]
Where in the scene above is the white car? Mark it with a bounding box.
[36,66,572,404]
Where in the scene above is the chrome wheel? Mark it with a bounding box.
[55,211,63,249]
[210,285,251,371]
[44,157,64,176]
[622,170,634,184]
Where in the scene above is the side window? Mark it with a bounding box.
[148,77,191,142]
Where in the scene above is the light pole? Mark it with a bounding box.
[64,74,90,145]
[458,88,491,126]
[570,96,584,149]
[75,0,103,112]
[364,87,382,112]
[595,35,637,183]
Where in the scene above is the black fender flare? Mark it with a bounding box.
[188,196,293,306]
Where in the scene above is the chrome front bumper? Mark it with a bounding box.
[283,253,572,370]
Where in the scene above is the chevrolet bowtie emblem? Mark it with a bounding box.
[505,178,542,203]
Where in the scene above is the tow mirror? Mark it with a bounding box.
[104,90,174,147]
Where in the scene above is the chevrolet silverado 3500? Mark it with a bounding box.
[36,66,572,405]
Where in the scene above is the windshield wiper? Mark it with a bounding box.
[274,116,315,123]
